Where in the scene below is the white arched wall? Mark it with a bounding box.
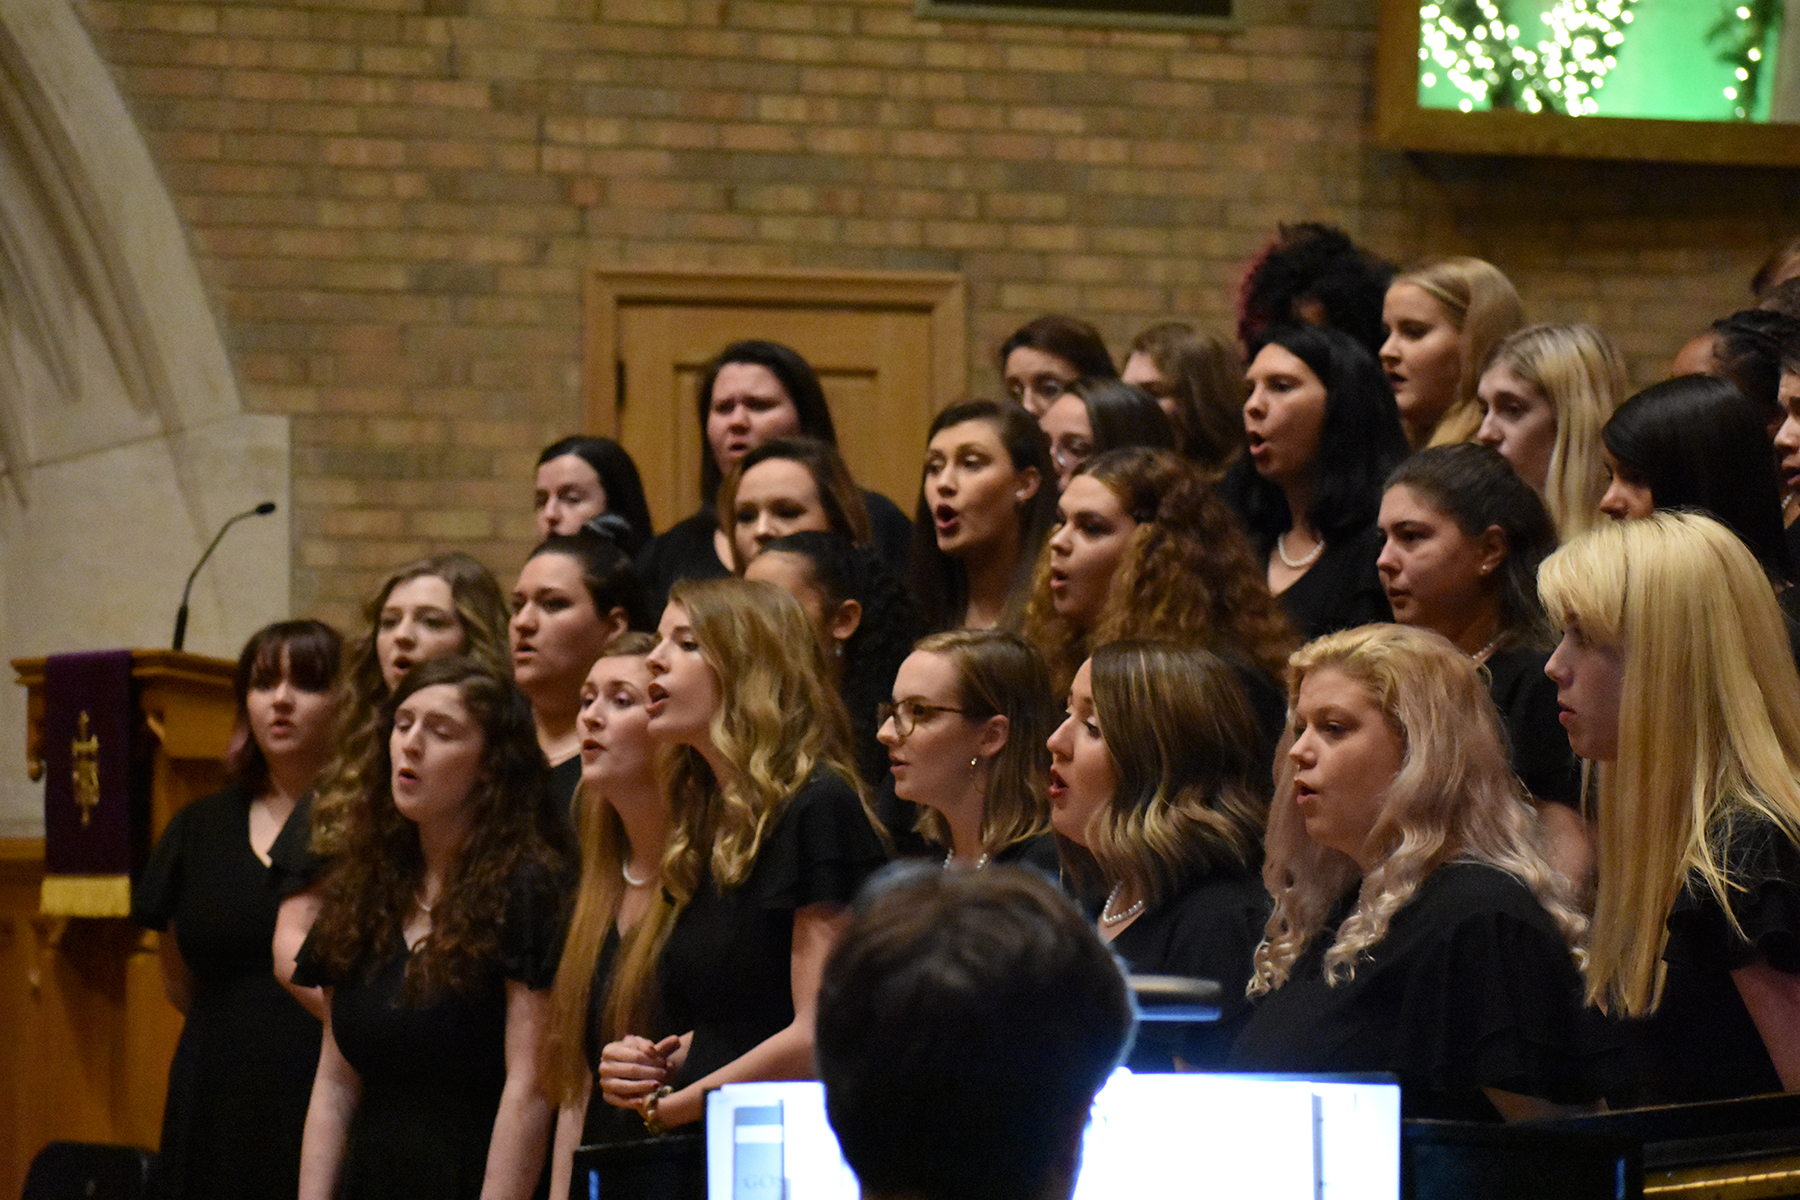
[0,0,289,837]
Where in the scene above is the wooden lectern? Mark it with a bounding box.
[1,651,235,1198]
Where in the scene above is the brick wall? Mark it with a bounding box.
[80,0,1800,628]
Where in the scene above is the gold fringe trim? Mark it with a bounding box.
[39,874,132,917]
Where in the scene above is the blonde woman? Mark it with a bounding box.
[1380,256,1525,447]
[1475,323,1627,543]
[1230,624,1591,1121]
[538,633,661,1199]
[1540,512,1800,1104]
[595,579,887,1145]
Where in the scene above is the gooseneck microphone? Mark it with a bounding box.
[173,501,277,651]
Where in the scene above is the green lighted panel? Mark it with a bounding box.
[1417,0,1783,122]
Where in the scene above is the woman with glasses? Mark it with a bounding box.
[876,630,1060,873]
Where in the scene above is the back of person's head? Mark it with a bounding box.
[1237,221,1396,359]
[1482,322,1626,541]
[817,863,1133,1200]
[1068,378,1178,457]
[1708,308,1800,427]
[1126,321,1244,468]
[1385,443,1558,648]
[695,340,837,498]
[1752,234,1800,300]
[998,314,1118,381]
[1602,373,1791,579]
[1758,277,1800,320]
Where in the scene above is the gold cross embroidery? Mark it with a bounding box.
[71,711,100,827]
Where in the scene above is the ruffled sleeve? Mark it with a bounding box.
[1390,869,1595,1106]
[746,770,888,912]
[497,861,574,990]
[130,796,199,930]
[1670,811,1800,975]
[289,923,335,989]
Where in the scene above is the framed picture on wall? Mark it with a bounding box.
[917,0,1236,31]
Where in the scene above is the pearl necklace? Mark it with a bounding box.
[1471,629,1505,665]
[1099,882,1145,927]
[1275,529,1324,569]
[943,848,990,871]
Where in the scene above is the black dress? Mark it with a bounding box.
[1613,811,1800,1105]
[1228,861,1593,1120]
[1106,867,1269,1071]
[292,864,569,1200]
[130,785,322,1200]
[573,770,886,1200]
[658,769,888,1088]
[1270,524,1391,641]
[1482,646,1582,808]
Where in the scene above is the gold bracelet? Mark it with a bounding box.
[641,1085,675,1137]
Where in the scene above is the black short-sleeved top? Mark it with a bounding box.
[292,863,569,1200]
[1618,811,1800,1105]
[637,494,913,613]
[1108,866,1270,1072]
[660,770,888,1088]
[1228,861,1592,1120]
[1271,524,1392,641]
[1482,646,1582,808]
[131,785,322,1200]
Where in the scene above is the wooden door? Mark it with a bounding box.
[584,268,967,532]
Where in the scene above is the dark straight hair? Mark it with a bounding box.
[1603,374,1793,581]
[695,341,838,502]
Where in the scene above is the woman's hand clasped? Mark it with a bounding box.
[598,1034,686,1110]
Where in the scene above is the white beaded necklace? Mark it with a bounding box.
[1275,529,1324,569]
[1099,882,1145,927]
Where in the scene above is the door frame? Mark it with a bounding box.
[581,266,968,439]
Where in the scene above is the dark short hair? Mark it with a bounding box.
[1603,374,1792,580]
[696,341,837,501]
[535,435,654,555]
[1708,309,1800,427]
[998,314,1118,381]
[817,863,1133,1200]
[226,619,344,793]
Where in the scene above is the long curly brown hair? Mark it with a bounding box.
[306,656,575,1004]
[1024,447,1297,695]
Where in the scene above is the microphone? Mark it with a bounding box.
[173,501,277,651]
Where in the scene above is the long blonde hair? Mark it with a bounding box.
[1249,624,1582,996]
[1482,323,1626,542]
[1393,257,1525,447]
[1538,513,1800,1015]
[596,580,876,1048]
[541,633,658,1106]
